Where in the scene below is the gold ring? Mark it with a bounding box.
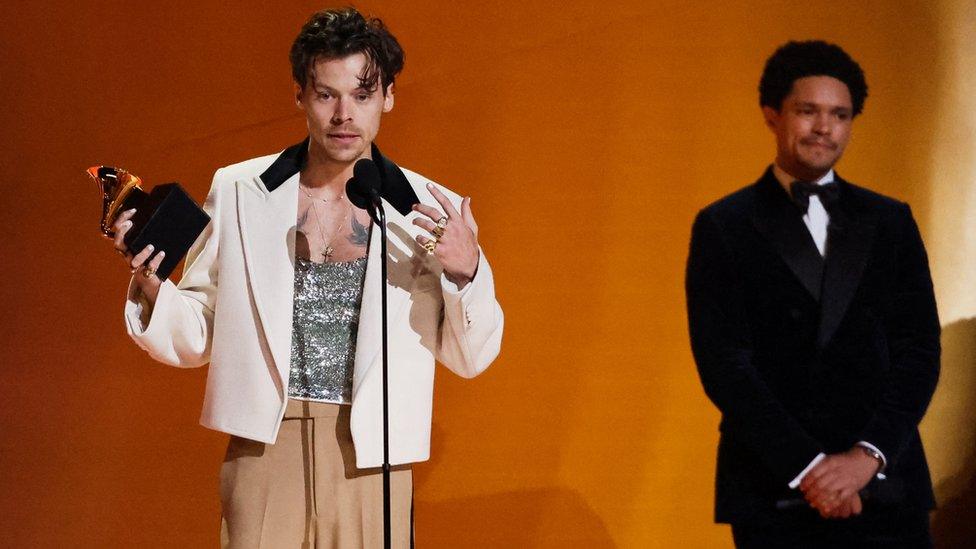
[436,216,449,229]
[423,239,437,254]
[142,267,156,278]
[431,225,445,238]
[117,249,126,256]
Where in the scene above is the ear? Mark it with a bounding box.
[293,81,305,109]
[761,106,779,131]
[383,83,395,113]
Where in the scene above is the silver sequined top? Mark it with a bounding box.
[288,256,368,404]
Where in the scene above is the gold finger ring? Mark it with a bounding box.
[142,267,156,278]
[431,225,445,238]
[423,239,437,254]
[436,216,449,229]
[117,249,126,256]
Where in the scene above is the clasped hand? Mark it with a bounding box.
[799,447,879,519]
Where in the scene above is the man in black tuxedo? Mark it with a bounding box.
[686,41,940,548]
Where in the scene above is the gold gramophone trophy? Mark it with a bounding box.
[88,166,210,280]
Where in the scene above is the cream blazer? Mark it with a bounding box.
[123,145,504,467]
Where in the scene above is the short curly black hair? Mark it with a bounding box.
[290,8,404,94]
[759,40,868,116]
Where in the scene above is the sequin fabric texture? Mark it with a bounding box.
[288,256,368,404]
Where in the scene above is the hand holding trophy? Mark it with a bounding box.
[88,166,210,303]
[111,207,167,301]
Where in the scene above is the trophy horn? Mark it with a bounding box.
[86,165,145,237]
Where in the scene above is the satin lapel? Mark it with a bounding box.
[817,181,877,348]
[749,170,825,301]
[352,200,421,394]
[236,174,299,392]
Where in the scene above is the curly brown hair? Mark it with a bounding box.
[289,8,405,95]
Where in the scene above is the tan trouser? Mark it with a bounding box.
[220,399,412,549]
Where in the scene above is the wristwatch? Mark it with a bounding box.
[860,446,886,475]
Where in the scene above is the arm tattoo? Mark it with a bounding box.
[348,216,370,247]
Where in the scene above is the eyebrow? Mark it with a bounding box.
[312,85,374,94]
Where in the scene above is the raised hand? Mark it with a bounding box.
[411,183,480,288]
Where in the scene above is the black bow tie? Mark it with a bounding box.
[790,180,840,214]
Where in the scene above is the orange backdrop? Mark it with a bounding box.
[1,1,972,547]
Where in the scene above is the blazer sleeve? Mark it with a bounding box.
[686,209,823,485]
[857,204,941,464]
[122,169,224,368]
[436,248,504,379]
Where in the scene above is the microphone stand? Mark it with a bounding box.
[369,198,392,549]
[349,159,393,549]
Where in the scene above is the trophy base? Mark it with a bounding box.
[123,183,210,281]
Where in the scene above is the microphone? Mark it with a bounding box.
[346,158,382,218]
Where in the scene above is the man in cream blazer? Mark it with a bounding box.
[118,136,503,468]
[110,8,502,546]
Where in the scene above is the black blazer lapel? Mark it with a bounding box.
[818,176,878,348]
[750,168,825,301]
[258,137,420,216]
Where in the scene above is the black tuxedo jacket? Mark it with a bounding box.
[685,167,940,524]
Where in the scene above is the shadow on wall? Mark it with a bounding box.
[930,318,976,547]
[411,424,613,548]
[414,488,613,548]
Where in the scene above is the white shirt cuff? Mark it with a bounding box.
[856,441,888,480]
[788,452,826,489]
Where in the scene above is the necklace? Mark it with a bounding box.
[299,184,342,203]
[302,193,351,261]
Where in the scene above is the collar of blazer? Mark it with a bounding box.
[258,136,420,216]
[750,166,878,349]
[236,138,427,398]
